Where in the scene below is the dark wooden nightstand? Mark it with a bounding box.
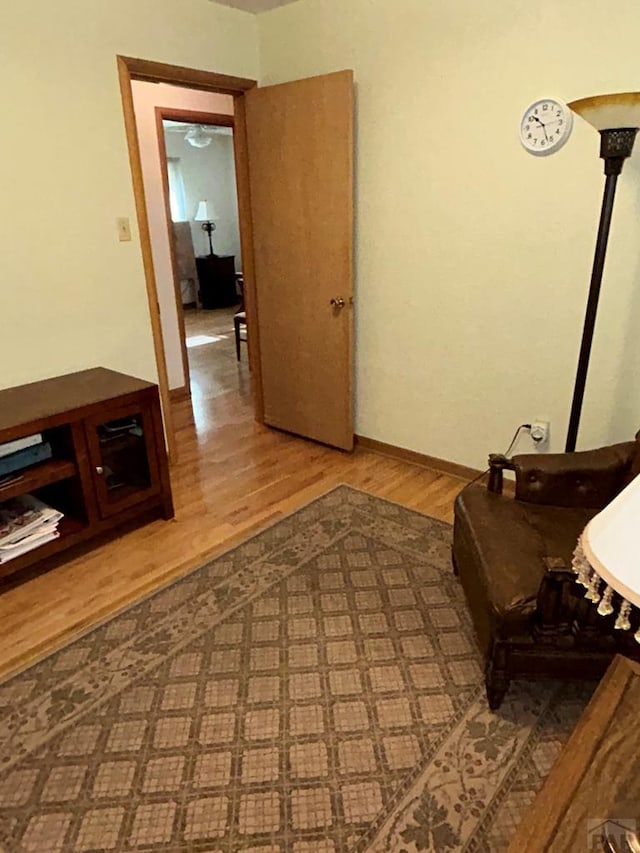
[195,255,237,309]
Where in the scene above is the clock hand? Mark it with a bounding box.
[530,114,550,142]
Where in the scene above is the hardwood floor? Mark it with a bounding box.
[183,307,251,423]
[0,324,467,680]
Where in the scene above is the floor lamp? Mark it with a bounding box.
[565,93,640,452]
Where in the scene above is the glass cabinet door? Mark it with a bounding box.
[85,404,160,518]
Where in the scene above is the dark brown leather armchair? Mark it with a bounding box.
[453,432,640,709]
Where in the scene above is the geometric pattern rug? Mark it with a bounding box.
[0,486,594,852]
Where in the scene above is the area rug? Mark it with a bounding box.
[0,486,593,852]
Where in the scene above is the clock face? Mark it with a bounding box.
[520,98,573,156]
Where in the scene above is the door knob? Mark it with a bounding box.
[96,466,104,475]
[330,297,346,309]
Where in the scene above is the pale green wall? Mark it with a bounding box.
[4,0,640,471]
[259,0,640,467]
[0,0,257,390]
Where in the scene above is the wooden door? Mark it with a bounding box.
[245,70,354,450]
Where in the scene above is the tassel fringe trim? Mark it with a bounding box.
[572,541,639,642]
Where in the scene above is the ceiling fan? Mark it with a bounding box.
[163,121,232,148]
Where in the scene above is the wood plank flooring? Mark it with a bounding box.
[0,314,467,680]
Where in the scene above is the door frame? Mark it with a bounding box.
[155,107,236,401]
[116,55,265,462]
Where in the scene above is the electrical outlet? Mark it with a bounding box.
[116,217,132,242]
[530,420,550,444]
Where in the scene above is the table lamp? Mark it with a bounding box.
[194,200,219,256]
[565,93,640,452]
[573,472,640,641]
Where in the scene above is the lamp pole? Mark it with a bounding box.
[202,221,216,256]
[565,127,638,452]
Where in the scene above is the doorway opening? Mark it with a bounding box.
[117,56,263,462]
[158,109,250,433]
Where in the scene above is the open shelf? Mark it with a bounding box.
[0,516,87,580]
[0,459,78,503]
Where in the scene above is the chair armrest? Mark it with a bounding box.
[512,441,636,508]
[487,454,515,494]
[542,556,576,583]
[534,557,579,639]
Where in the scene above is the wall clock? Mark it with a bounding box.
[520,98,573,156]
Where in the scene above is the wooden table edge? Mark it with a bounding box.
[507,655,639,852]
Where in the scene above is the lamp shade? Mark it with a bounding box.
[194,200,218,222]
[568,92,640,131]
[581,474,640,610]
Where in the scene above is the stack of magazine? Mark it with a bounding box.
[0,495,64,564]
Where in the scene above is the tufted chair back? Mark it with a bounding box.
[511,435,639,510]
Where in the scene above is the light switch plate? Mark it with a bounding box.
[116,217,132,242]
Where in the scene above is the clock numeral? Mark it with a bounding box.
[525,125,530,131]
[556,128,560,135]
[527,133,532,139]
[558,119,563,125]
[542,103,548,111]
[556,110,562,117]
[540,139,546,146]
[534,108,539,114]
